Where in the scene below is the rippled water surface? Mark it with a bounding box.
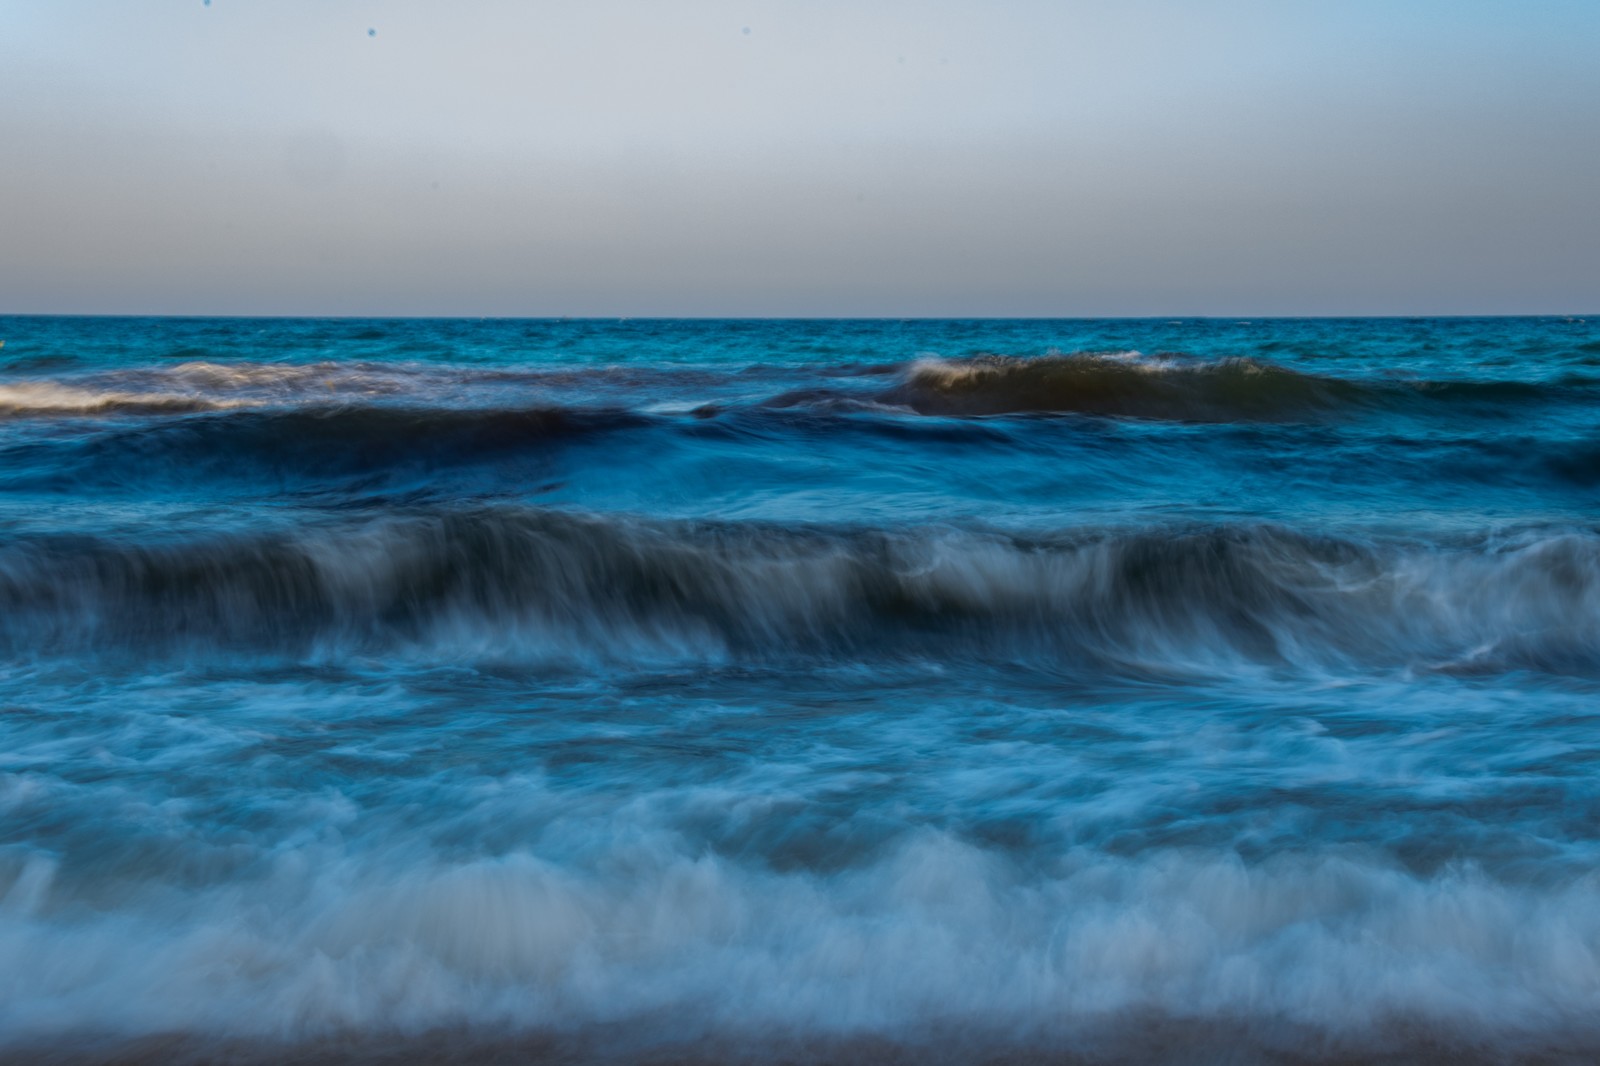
[2,316,1599,1063]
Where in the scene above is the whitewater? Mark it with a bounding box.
[1,315,1598,1063]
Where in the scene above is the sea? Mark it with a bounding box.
[1,315,1598,1063]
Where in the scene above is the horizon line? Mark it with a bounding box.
[2,311,1595,322]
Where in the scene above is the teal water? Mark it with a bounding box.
[1,316,1598,1062]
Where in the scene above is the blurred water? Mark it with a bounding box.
[1,315,1598,1062]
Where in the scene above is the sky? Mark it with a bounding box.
[2,0,1597,316]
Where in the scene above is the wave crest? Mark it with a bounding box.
[887,354,1362,420]
[0,383,238,417]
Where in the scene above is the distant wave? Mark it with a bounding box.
[0,361,641,420]
[880,353,1564,421]
[0,354,1586,427]
[4,387,1597,504]
[3,508,1597,676]
[0,382,238,417]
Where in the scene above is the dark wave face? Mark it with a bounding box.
[1,316,1600,1065]
[881,352,1571,420]
[885,353,1362,419]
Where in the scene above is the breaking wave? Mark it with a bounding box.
[3,508,1597,676]
[3,820,1600,1061]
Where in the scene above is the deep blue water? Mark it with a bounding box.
[2,316,1599,1062]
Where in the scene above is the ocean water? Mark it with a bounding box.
[1,315,1599,1063]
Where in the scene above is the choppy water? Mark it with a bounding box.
[2,316,1599,1063]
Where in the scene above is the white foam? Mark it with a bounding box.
[0,382,239,416]
[1,831,1596,1045]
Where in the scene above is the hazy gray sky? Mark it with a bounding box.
[3,1,1597,315]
